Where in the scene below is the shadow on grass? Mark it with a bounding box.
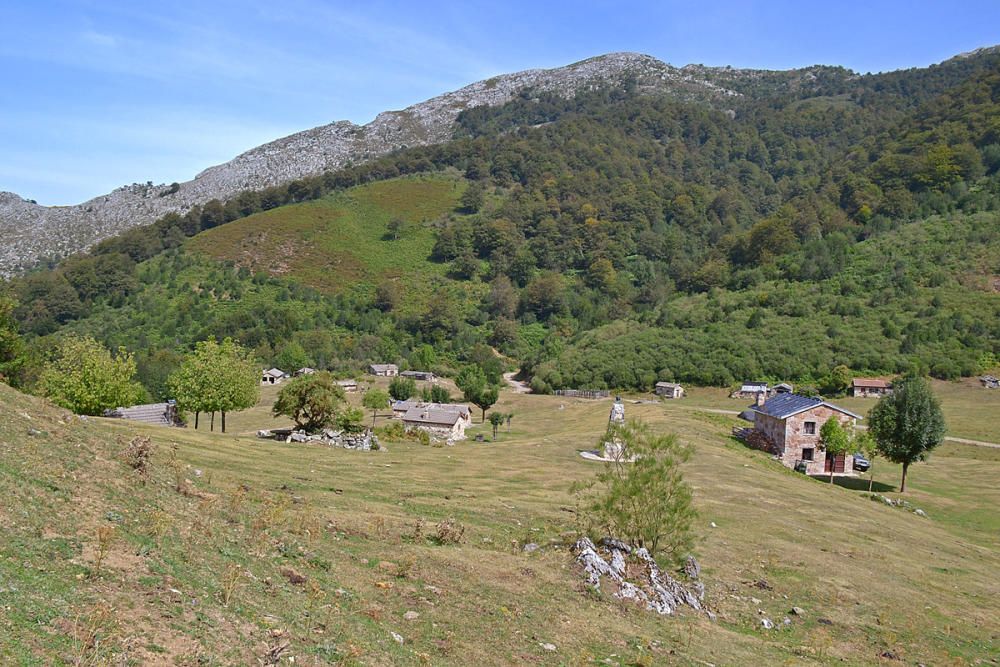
[809,475,896,492]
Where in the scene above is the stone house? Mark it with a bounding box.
[337,379,358,392]
[400,370,436,382]
[392,400,471,426]
[852,378,893,398]
[654,382,684,399]
[294,367,316,377]
[750,393,862,476]
[402,406,469,439]
[261,368,289,385]
[773,383,794,394]
[369,363,399,377]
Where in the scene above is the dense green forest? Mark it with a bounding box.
[4,51,1000,397]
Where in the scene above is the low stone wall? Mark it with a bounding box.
[257,428,380,451]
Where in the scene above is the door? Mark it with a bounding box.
[825,452,846,473]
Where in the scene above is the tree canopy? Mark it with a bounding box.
[867,376,946,492]
[39,336,144,415]
[272,372,346,433]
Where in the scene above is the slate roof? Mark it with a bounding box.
[369,363,398,373]
[740,382,768,393]
[655,381,682,388]
[752,393,862,420]
[853,378,891,388]
[402,407,462,427]
[262,368,287,378]
[106,402,178,426]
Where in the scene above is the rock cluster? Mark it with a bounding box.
[867,493,928,517]
[572,537,708,617]
[256,428,379,452]
[0,53,834,277]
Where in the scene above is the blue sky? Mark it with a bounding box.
[2,1,999,205]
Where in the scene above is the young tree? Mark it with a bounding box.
[39,336,144,415]
[489,411,505,440]
[819,417,852,484]
[272,372,345,432]
[213,338,260,433]
[337,406,366,433]
[868,376,946,492]
[362,388,391,429]
[505,411,514,433]
[169,338,258,432]
[572,419,695,565]
[855,430,879,492]
[388,376,416,401]
[455,365,499,422]
[386,217,406,240]
[422,383,451,404]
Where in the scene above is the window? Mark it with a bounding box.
[803,421,816,435]
[801,447,814,461]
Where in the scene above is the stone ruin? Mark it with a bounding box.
[257,428,380,452]
[572,537,711,618]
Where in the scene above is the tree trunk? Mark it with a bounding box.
[900,461,909,493]
[868,469,874,492]
[481,407,486,423]
[371,409,377,429]
[221,410,226,433]
[210,412,215,432]
[195,411,200,429]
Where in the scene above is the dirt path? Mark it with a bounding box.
[503,372,531,394]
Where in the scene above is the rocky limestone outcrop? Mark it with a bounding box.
[0,52,830,277]
[572,536,710,617]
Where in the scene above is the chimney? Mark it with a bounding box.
[756,390,767,407]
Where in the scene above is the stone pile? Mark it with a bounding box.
[257,428,379,452]
[572,537,710,617]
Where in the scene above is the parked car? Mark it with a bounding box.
[853,453,871,472]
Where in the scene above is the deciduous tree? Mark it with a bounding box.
[819,417,852,484]
[868,376,945,492]
[272,372,345,433]
[40,336,144,415]
[362,388,391,428]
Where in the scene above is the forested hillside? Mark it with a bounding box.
[4,50,1000,396]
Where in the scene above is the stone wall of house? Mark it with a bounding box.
[779,407,856,475]
[754,413,787,453]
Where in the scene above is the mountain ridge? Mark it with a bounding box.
[0,51,837,277]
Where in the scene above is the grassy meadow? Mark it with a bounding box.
[1,379,997,665]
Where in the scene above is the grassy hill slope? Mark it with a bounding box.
[2,382,997,664]
[187,174,465,300]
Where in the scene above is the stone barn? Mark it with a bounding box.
[852,378,893,398]
[750,393,862,476]
[654,382,684,399]
[368,363,399,377]
[402,406,470,440]
[261,368,289,385]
